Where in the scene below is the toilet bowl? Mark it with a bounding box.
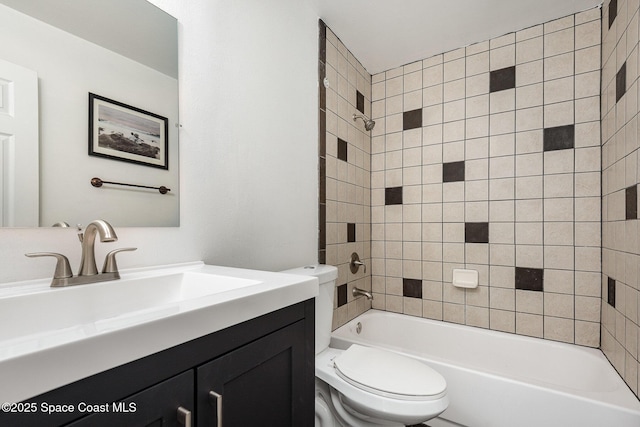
[283,265,448,427]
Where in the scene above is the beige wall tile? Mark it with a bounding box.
[544,27,575,57]
[544,316,574,343]
[466,305,490,328]
[575,320,600,347]
[490,309,516,333]
[517,312,544,337]
[404,297,423,317]
[516,290,544,314]
[443,302,465,323]
[545,293,574,318]
[490,287,515,310]
[423,299,443,320]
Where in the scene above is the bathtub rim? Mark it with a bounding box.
[330,309,640,415]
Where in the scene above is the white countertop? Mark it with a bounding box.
[0,262,318,402]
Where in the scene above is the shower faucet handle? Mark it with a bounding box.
[350,252,366,274]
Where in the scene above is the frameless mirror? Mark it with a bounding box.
[0,0,179,227]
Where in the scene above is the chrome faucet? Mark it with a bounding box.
[78,219,118,276]
[25,219,136,287]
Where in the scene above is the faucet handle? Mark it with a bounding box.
[102,247,137,274]
[349,252,367,274]
[25,252,73,279]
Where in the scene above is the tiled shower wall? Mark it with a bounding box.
[318,3,640,400]
[368,8,603,347]
[318,21,373,328]
[601,0,640,397]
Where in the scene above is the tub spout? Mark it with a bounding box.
[353,287,373,300]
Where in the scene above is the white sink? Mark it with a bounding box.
[0,262,318,403]
[0,270,261,349]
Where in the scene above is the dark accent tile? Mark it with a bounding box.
[337,138,348,162]
[319,157,326,203]
[318,250,326,265]
[403,109,422,130]
[318,60,326,110]
[607,277,616,307]
[356,91,365,114]
[318,20,327,62]
[347,223,356,242]
[616,62,626,103]
[403,278,423,299]
[318,203,326,250]
[543,125,574,152]
[337,284,348,307]
[465,222,489,243]
[515,267,544,292]
[319,109,326,156]
[489,66,516,93]
[385,186,403,205]
[318,19,326,267]
[443,161,465,182]
[626,185,638,220]
[609,0,618,29]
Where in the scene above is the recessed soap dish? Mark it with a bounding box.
[452,269,478,289]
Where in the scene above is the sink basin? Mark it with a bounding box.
[0,271,262,351]
[0,261,318,403]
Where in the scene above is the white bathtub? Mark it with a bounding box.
[330,310,640,427]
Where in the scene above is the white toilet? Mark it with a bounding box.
[284,265,448,427]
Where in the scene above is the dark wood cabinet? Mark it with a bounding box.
[65,371,194,427]
[1,300,315,427]
[197,321,306,426]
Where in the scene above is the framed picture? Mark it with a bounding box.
[88,93,169,169]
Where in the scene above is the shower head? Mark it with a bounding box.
[352,113,376,131]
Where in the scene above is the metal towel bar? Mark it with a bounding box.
[90,177,170,194]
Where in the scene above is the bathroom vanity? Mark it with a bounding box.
[0,263,318,427]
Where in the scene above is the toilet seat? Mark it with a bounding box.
[316,347,448,426]
[333,344,446,401]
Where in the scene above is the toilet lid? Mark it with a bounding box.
[333,344,446,399]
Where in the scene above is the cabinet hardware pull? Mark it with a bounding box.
[177,406,192,427]
[209,390,223,427]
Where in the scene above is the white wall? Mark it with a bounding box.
[0,0,319,282]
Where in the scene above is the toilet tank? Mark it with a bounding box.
[281,264,337,354]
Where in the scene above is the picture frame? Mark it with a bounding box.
[88,93,169,169]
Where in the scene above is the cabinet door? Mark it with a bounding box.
[66,370,194,427]
[197,321,311,427]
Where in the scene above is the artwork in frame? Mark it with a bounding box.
[88,93,169,169]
